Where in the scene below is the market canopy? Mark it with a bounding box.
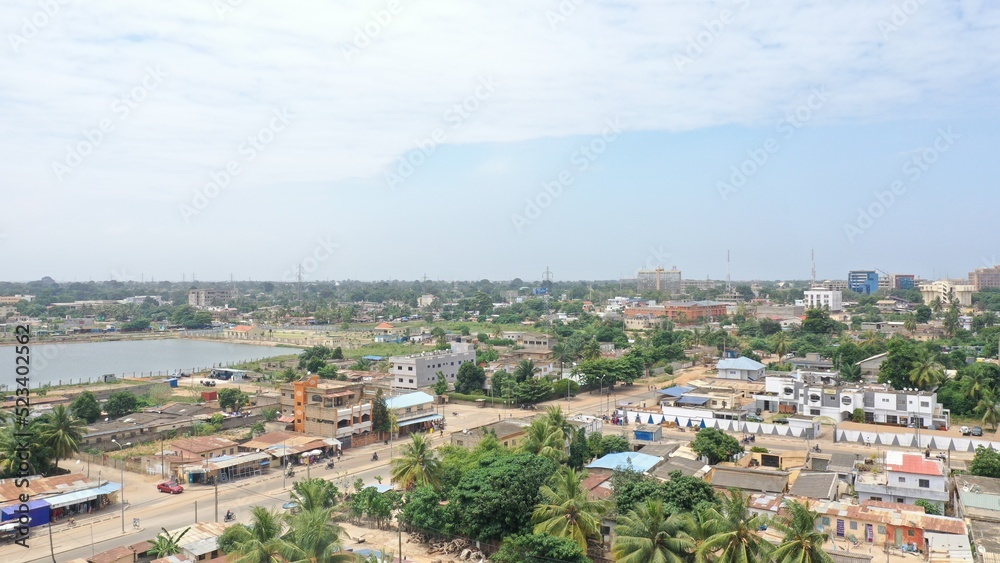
[396,414,442,427]
[45,482,122,509]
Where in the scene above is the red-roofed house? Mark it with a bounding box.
[855,451,948,510]
[224,324,264,339]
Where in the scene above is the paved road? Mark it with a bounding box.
[12,372,973,561]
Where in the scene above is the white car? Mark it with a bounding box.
[960,426,971,436]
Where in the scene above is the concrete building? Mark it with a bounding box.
[170,436,239,459]
[188,289,234,308]
[450,420,529,449]
[636,267,682,294]
[754,303,805,320]
[754,377,949,429]
[624,300,727,324]
[417,294,436,308]
[385,391,441,435]
[848,271,880,295]
[969,265,1000,291]
[855,451,949,510]
[804,287,843,311]
[811,498,966,549]
[224,324,265,339]
[279,376,371,446]
[919,279,975,307]
[818,280,849,292]
[390,342,476,390]
[501,331,558,349]
[715,357,766,381]
[890,274,915,289]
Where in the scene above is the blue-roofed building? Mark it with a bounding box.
[586,451,662,474]
[716,356,766,381]
[658,385,694,398]
[385,391,441,435]
[676,396,711,406]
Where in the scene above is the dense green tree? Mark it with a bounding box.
[70,391,102,423]
[915,305,933,323]
[515,378,553,404]
[454,362,486,394]
[218,388,249,412]
[802,308,842,334]
[597,434,630,458]
[660,470,717,514]
[433,377,448,396]
[317,364,339,379]
[567,428,589,469]
[371,389,391,437]
[450,452,559,541]
[969,446,1000,478]
[491,534,591,563]
[878,338,920,390]
[610,466,663,516]
[914,500,941,515]
[398,485,454,537]
[513,359,539,383]
[691,428,742,464]
[104,391,138,418]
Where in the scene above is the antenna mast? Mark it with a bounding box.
[811,249,816,286]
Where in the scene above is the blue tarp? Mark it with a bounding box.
[1,499,50,527]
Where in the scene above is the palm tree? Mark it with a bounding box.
[979,390,1000,432]
[541,406,571,436]
[291,478,341,511]
[771,500,833,563]
[222,506,288,563]
[963,370,990,403]
[389,434,442,490]
[0,424,47,476]
[909,352,944,391]
[35,404,86,472]
[697,489,772,563]
[519,418,566,462]
[687,508,720,562]
[531,467,609,553]
[582,338,602,361]
[904,314,917,336]
[513,359,539,382]
[859,331,883,349]
[839,363,862,383]
[772,331,789,361]
[149,526,191,557]
[612,498,694,563]
[280,506,354,563]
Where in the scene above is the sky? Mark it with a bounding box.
[1,0,999,284]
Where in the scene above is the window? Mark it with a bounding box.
[878,525,886,534]
[408,379,413,384]
[407,366,413,371]
[850,521,858,530]
[398,378,403,383]
[920,401,929,408]
[895,498,904,503]
[821,517,830,526]
[898,477,905,483]
[919,479,930,488]
[397,366,402,370]
[811,409,820,415]
[907,529,915,537]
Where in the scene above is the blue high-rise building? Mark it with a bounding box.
[848,270,879,294]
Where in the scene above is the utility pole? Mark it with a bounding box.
[48,522,56,563]
[160,435,165,480]
[195,501,198,523]
[214,477,219,522]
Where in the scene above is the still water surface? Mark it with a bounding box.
[0,338,288,387]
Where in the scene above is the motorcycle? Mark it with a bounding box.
[371,452,379,462]
[325,460,335,469]
[286,468,295,477]
[224,512,236,523]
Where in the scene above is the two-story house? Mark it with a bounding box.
[855,451,949,510]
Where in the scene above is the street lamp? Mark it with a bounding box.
[598,375,607,417]
[111,439,131,533]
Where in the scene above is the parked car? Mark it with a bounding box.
[746,414,764,423]
[960,426,971,435]
[157,482,184,494]
[972,426,984,437]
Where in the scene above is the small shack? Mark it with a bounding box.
[633,425,663,442]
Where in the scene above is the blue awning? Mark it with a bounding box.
[397,414,442,427]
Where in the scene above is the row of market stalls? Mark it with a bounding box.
[174,431,341,485]
[0,474,122,529]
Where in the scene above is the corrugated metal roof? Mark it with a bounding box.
[587,452,662,473]
[386,391,435,410]
[717,357,766,371]
[960,490,1000,512]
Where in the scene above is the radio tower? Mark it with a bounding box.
[726,250,731,292]
[296,265,303,305]
[811,249,816,286]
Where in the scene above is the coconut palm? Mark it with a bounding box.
[772,331,789,360]
[962,369,991,403]
[531,467,609,552]
[909,352,944,391]
[541,406,571,436]
[513,359,540,382]
[0,424,48,477]
[771,500,833,563]
[221,506,288,563]
[389,434,442,490]
[279,506,354,563]
[904,314,917,336]
[519,418,566,461]
[291,478,341,512]
[582,338,602,361]
[979,390,1000,432]
[612,498,694,563]
[687,508,720,562]
[148,526,191,557]
[697,489,772,563]
[35,404,86,472]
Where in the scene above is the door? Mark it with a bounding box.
[894,529,903,546]
[836,519,845,537]
[865,524,873,543]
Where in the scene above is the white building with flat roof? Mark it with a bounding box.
[390,342,476,390]
[804,287,842,311]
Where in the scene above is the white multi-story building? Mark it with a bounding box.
[390,342,476,390]
[188,289,234,308]
[417,294,436,308]
[754,377,949,429]
[918,279,975,307]
[855,451,949,509]
[803,287,843,311]
[716,357,766,381]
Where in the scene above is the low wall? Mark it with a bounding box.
[616,408,821,439]
[834,426,1000,452]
